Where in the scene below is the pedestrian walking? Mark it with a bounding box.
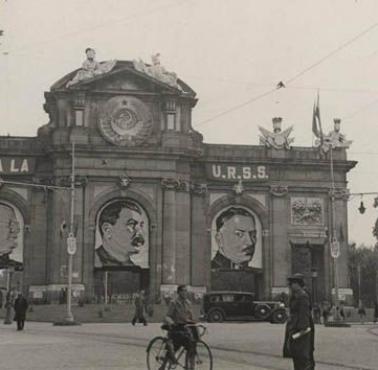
[322,302,330,324]
[373,301,378,324]
[302,282,315,370]
[132,290,147,326]
[283,273,314,370]
[14,293,28,331]
[358,302,366,324]
[312,303,321,324]
[339,302,345,321]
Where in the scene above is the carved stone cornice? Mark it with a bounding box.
[37,177,55,187]
[270,185,289,197]
[76,176,89,187]
[177,179,191,192]
[191,183,208,195]
[56,176,71,188]
[55,176,88,188]
[330,188,350,201]
[161,177,180,190]
[161,178,208,195]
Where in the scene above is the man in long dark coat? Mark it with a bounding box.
[283,273,314,370]
[14,293,28,331]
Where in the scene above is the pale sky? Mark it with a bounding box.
[1,0,378,246]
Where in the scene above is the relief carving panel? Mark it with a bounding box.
[291,197,323,226]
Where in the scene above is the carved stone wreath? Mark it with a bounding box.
[98,96,153,146]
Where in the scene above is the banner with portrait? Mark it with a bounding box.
[94,199,149,269]
[211,206,262,270]
[0,202,24,269]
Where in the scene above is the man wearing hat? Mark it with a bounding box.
[283,273,314,370]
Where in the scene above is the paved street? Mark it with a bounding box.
[1,322,378,370]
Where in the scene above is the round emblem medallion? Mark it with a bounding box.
[99,96,153,146]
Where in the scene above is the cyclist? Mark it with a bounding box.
[163,285,197,370]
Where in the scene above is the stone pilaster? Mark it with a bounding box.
[191,184,208,287]
[161,178,179,284]
[270,185,289,288]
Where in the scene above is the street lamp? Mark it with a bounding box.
[54,141,79,326]
[311,269,318,304]
[329,144,341,321]
[3,268,14,324]
[358,200,366,214]
[65,141,77,323]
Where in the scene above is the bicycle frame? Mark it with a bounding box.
[146,324,212,370]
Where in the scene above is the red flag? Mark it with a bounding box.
[312,93,323,144]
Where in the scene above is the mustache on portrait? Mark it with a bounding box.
[132,234,144,246]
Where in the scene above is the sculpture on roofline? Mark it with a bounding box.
[66,48,116,87]
[259,117,294,150]
[133,53,179,88]
[315,119,352,153]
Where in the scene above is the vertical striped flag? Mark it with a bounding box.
[312,92,323,145]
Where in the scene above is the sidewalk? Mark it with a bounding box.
[0,322,272,370]
[1,321,377,369]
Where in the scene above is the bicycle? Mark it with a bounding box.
[146,323,213,370]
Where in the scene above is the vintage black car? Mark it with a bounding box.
[201,291,287,323]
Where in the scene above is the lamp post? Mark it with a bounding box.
[357,262,362,306]
[329,144,341,321]
[3,268,13,324]
[311,269,318,305]
[63,141,77,324]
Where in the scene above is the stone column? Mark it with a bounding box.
[161,178,178,285]
[175,181,191,285]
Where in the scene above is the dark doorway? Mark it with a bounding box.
[291,243,325,304]
[211,270,261,298]
[94,269,149,303]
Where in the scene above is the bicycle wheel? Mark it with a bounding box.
[185,340,213,370]
[146,336,170,370]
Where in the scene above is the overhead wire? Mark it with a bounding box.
[195,19,378,128]
[186,73,378,95]
[196,88,278,126]
[285,20,378,85]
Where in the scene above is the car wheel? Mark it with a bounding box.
[207,309,224,323]
[271,309,288,324]
[254,304,271,320]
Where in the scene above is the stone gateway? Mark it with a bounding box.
[0,53,356,305]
